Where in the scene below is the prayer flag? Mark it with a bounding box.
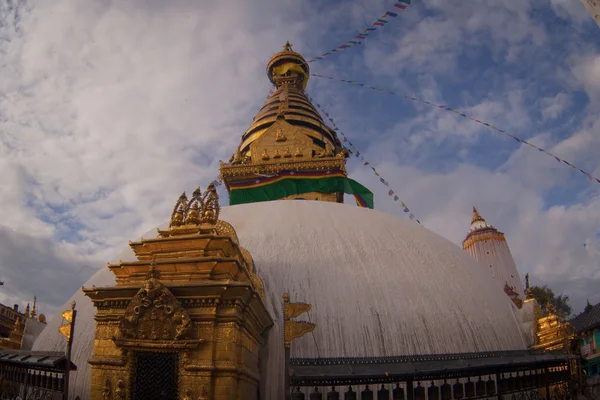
[403,208,409,213]
[394,3,407,9]
[386,11,398,17]
[393,195,399,201]
[374,22,385,26]
[388,190,394,196]
[364,162,369,166]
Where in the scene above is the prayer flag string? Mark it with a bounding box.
[307,94,422,224]
[306,0,412,64]
[311,73,600,185]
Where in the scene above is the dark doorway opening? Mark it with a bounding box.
[133,351,179,400]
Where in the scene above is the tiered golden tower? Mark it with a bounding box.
[84,183,272,399]
[219,42,351,205]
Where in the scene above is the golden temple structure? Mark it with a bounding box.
[533,303,575,351]
[220,42,349,205]
[83,183,272,399]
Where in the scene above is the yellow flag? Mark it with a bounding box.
[285,321,315,346]
[284,302,311,320]
[58,324,71,339]
[62,310,73,323]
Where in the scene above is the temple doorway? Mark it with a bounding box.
[133,351,179,400]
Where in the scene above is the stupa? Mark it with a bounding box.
[32,44,529,399]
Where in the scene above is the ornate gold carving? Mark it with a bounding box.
[294,147,303,157]
[261,149,269,160]
[119,267,192,340]
[102,378,111,400]
[115,380,125,400]
[282,293,315,348]
[275,128,287,142]
[284,148,292,158]
[273,149,281,158]
[168,184,221,229]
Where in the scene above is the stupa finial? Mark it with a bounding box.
[472,206,485,224]
[283,41,294,52]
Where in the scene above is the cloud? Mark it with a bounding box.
[541,93,571,120]
[0,0,598,322]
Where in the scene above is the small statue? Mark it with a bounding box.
[275,128,286,142]
[324,142,334,157]
[232,149,242,164]
[294,148,303,157]
[273,149,281,158]
[283,148,292,158]
[185,202,200,225]
[261,149,269,160]
[102,378,111,400]
[115,380,126,400]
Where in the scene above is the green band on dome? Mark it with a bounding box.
[229,176,374,209]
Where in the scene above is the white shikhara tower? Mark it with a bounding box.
[463,207,525,307]
[580,0,600,28]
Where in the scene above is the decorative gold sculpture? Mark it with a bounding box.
[275,128,287,142]
[283,293,315,348]
[119,265,192,340]
[168,184,221,229]
[115,380,125,400]
[101,378,111,400]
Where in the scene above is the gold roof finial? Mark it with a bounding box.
[25,303,30,317]
[471,206,487,224]
[31,296,37,318]
[266,42,310,90]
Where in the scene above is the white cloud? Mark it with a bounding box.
[540,93,571,120]
[0,0,598,321]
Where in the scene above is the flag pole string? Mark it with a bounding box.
[311,73,600,184]
[307,93,422,224]
[306,0,412,64]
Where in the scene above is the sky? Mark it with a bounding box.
[0,0,598,319]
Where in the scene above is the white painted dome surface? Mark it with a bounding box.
[33,201,527,399]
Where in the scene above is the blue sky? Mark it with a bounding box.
[0,0,598,318]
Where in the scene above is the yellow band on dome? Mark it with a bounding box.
[272,62,309,89]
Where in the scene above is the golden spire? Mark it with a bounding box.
[31,296,37,318]
[25,303,30,317]
[220,44,348,205]
[472,206,485,224]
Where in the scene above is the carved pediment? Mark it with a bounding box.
[250,120,312,163]
[119,269,192,340]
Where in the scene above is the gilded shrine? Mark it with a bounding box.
[83,183,272,399]
[219,42,372,208]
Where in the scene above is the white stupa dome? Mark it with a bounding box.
[33,200,526,399]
